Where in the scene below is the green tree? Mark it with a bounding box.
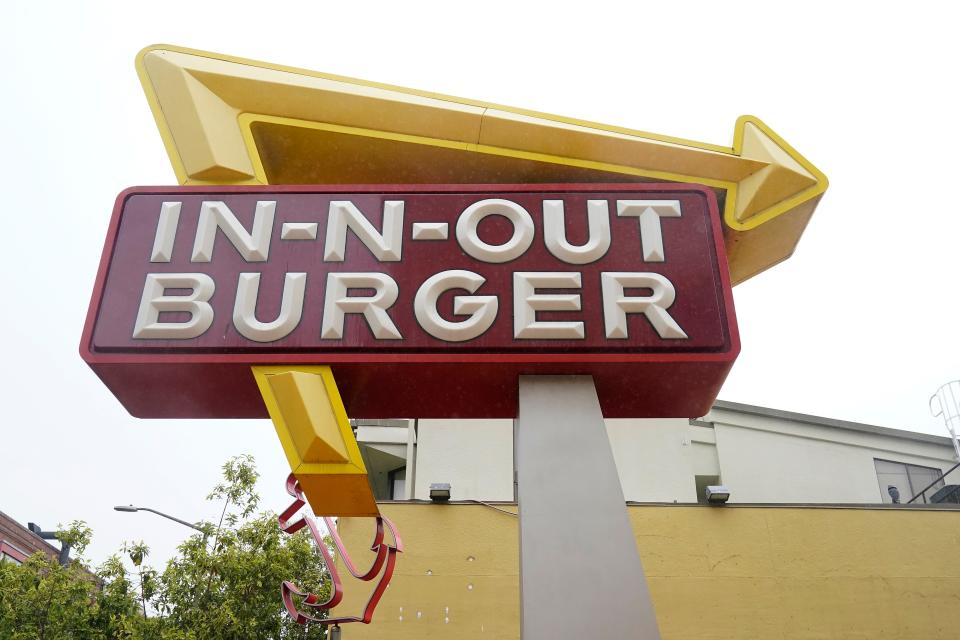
[0,521,145,639]
[0,456,331,639]
[153,455,329,639]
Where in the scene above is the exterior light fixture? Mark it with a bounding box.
[429,483,451,503]
[705,485,731,504]
[887,485,901,504]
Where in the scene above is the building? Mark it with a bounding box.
[0,511,62,565]
[356,400,959,506]
[334,400,960,639]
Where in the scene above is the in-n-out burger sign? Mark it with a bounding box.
[139,197,691,343]
[81,184,739,418]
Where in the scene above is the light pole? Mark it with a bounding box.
[114,505,203,532]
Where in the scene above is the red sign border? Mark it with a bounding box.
[80,183,739,418]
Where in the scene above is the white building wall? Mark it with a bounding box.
[712,423,886,503]
[606,419,698,502]
[413,419,514,501]
[411,418,703,503]
[406,406,958,505]
[688,424,721,476]
[709,407,957,504]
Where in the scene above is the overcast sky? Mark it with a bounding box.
[3,2,959,567]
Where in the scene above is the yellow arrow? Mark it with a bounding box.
[252,366,379,517]
[136,44,827,284]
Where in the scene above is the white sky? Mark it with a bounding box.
[2,1,959,567]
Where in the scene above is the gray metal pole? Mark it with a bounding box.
[27,523,72,566]
[114,505,203,531]
[138,507,203,531]
[516,375,661,640]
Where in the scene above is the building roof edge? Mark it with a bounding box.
[0,509,62,557]
[709,400,954,447]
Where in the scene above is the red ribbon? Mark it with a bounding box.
[278,473,402,625]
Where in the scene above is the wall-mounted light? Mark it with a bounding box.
[429,483,451,503]
[705,485,730,505]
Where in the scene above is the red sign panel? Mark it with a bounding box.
[81,184,738,418]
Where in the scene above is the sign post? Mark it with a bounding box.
[517,376,661,639]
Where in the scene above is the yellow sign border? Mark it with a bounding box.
[135,44,828,284]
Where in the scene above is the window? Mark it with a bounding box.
[874,459,944,504]
[0,541,27,565]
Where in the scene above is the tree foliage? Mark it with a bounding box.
[0,456,329,639]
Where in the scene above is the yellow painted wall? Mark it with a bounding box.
[335,504,960,639]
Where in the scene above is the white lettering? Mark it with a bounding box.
[132,273,215,339]
[513,272,584,339]
[456,199,534,263]
[616,200,681,262]
[414,270,498,342]
[542,200,610,264]
[324,200,404,262]
[321,273,402,340]
[150,201,181,262]
[600,272,687,339]
[233,272,307,342]
[191,200,275,262]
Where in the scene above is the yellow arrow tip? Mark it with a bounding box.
[732,116,827,225]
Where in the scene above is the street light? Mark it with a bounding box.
[114,505,203,531]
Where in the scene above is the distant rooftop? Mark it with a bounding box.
[0,509,60,561]
[710,400,953,447]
